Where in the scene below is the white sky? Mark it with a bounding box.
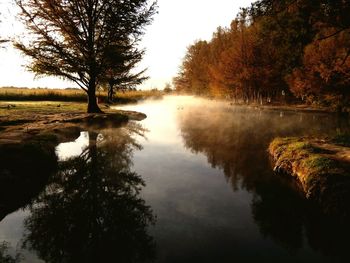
[0,0,253,89]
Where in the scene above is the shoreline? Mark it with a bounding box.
[269,136,350,217]
[0,105,147,221]
[244,104,339,114]
[174,94,350,114]
[0,106,147,145]
[225,101,349,115]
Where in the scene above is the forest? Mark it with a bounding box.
[173,0,350,112]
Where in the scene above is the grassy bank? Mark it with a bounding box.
[0,101,88,116]
[269,136,350,216]
[0,87,163,103]
[0,101,147,145]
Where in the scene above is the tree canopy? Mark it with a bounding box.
[15,0,157,113]
[174,0,350,111]
[101,44,148,103]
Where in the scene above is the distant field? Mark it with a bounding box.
[0,87,163,103]
[0,87,87,102]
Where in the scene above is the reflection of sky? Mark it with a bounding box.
[115,96,203,147]
[55,132,89,161]
[0,210,43,263]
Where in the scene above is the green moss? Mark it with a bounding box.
[270,137,319,164]
[269,137,297,155]
[286,142,314,155]
[302,155,337,174]
[270,136,349,191]
[270,136,350,216]
[269,137,295,148]
[270,137,339,173]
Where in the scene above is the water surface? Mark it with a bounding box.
[0,96,349,262]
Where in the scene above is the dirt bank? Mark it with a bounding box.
[0,110,147,145]
[0,105,147,221]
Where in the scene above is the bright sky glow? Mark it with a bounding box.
[0,0,253,89]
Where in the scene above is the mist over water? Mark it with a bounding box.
[118,96,350,263]
[0,96,349,262]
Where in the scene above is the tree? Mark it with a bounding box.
[287,30,350,111]
[102,45,148,103]
[206,26,232,97]
[316,0,350,34]
[163,82,172,93]
[173,0,349,108]
[15,0,157,113]
[174,40,211,95]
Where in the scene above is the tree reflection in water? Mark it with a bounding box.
[22,123,156,263]
[179,106,350,260]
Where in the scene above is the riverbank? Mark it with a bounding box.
[269,136,350,216]
[0,101,147,224]
[226,101,349,115]
[0,101,146,145]
[245,103,342,114]
[183,94,350,114]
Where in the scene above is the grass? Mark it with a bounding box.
[0,101,146,117]
[269,137,349,199]
[269,137,316,162]
[0,87,163,103]
[0,87,87,102]
[0,101,88,116]
[269,137,339,175]
[269,136,350,218]
[301,155,338,176]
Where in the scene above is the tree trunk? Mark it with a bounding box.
[107,83,114,104]
[87,78,103,113]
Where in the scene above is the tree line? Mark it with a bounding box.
[173,0,350,111]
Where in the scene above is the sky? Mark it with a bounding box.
[0,0,253,90]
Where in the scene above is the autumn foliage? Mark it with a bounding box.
[174,0,350,111]
[287,30,350,108]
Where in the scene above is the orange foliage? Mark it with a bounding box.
[287,29,350,106]
[173,0,350,109]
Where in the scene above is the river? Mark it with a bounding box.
[0,96,349,262]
